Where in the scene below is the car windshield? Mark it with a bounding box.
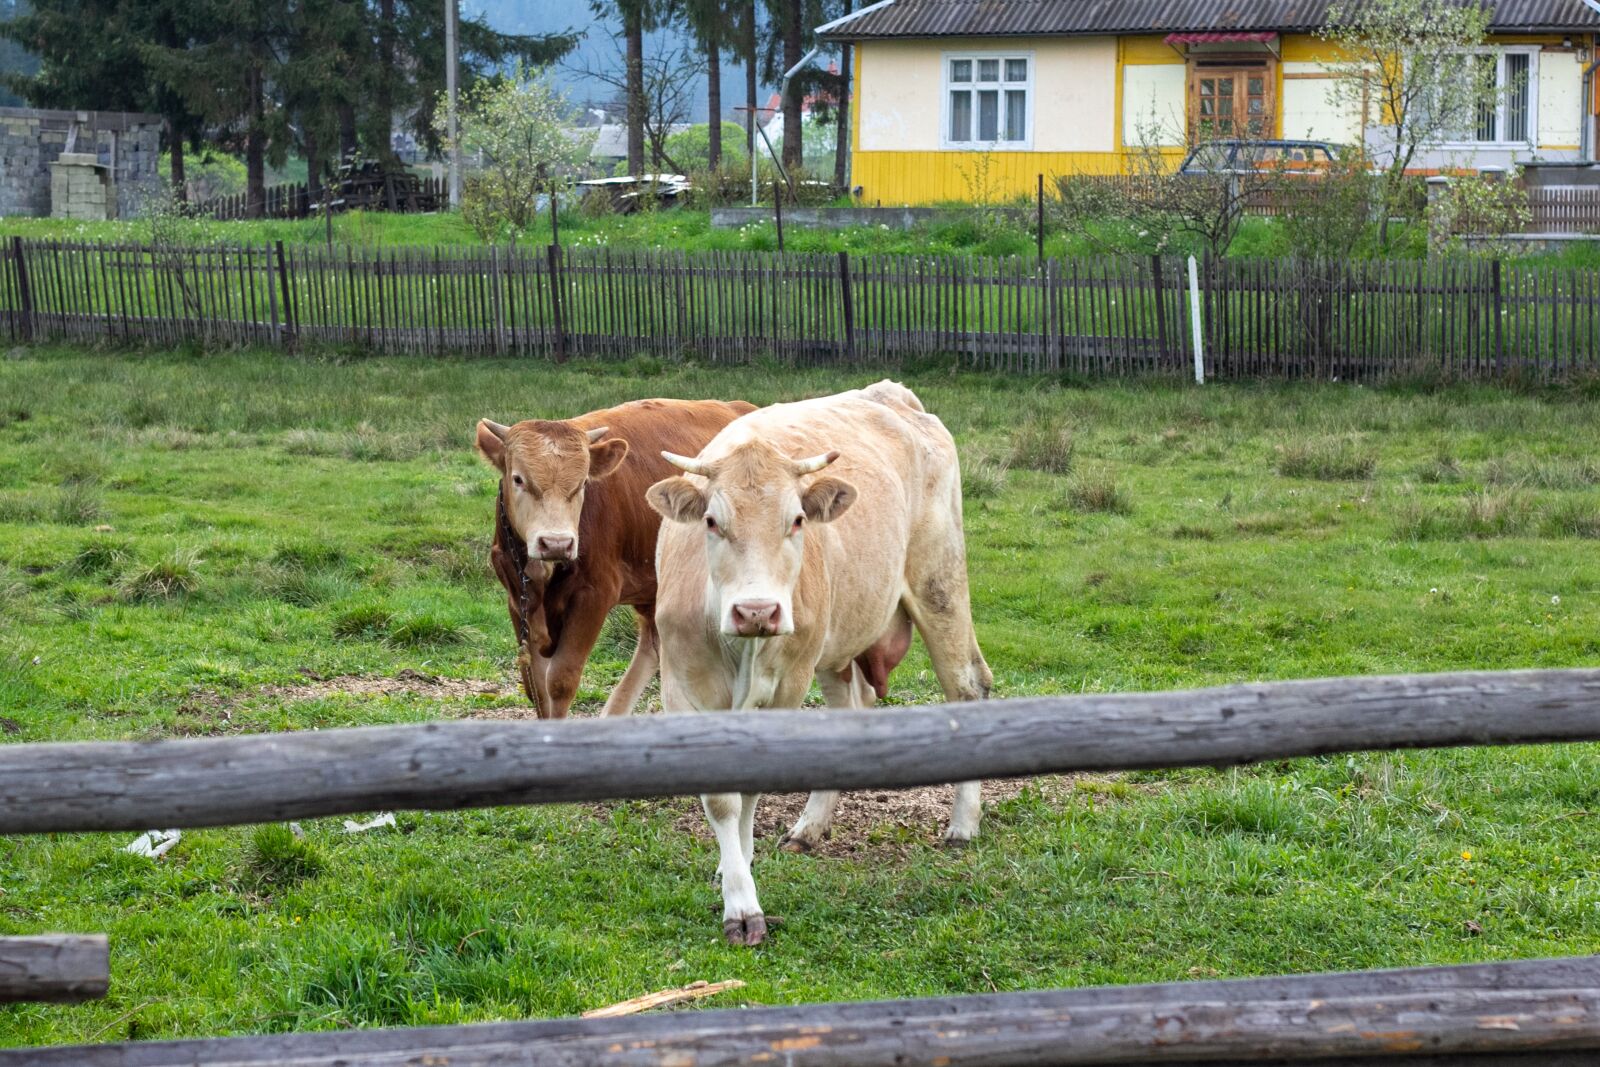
[1187,143,1235,170]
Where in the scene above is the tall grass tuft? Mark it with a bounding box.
[1276,437,1377,481]
[1064,469,1132,514]
[244,824,324,888]
[118,547,203,600]
[1009,419,1076,474]
[961,450,1011,500]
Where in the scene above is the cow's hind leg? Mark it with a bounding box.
[599,609,658,716]
[902,568,993,847]
[778,667,865,853]
[704,791,766,946]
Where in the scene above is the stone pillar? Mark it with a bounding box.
[50,152,113,221]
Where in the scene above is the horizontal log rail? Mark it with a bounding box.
[5,956,1600,1066]
[0,935,109,1004]
[1,669,1598,834]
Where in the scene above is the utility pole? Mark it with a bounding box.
[445,0,462,209]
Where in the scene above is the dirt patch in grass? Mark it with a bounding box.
[264,668,515,702]
[175,669,524,734]
[666,779,1076,859]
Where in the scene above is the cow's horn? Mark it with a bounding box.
[585,426,609,442]
[791,450,840,474]
[482,419,511,440]
[662,451,712,475]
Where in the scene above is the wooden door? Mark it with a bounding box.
[1189,60,1274,143]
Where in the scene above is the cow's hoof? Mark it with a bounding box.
[778,834,813,854]
[724,915,768,947]
[941,834,973,850]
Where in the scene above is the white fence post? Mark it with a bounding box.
[1188,254,1204,383]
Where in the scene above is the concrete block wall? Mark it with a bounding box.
[0,107,163,219]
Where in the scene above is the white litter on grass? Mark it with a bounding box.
[124,829,181,858]
[342,812,396,834]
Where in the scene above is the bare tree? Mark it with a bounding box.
[574,40,700,173]
[1053,120,1281,260]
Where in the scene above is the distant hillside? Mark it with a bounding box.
[465,0,765,122]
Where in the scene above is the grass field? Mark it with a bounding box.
[6,205,1599,268]
[3,346,1600,1049]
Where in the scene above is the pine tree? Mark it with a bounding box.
[682,0,737,169]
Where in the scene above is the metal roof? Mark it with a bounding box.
[824,0,1600,39]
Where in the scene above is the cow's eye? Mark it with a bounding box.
[511,474,524,489]
[792,515,805,532]
[705,515,718,533]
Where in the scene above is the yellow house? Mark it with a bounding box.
[822,0,1600,204]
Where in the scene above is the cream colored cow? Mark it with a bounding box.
[646,381,992,946]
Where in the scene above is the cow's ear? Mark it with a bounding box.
[647,477,707,523]
[476,419,509,470]
[801,476,856,523]
[587,437,629,480]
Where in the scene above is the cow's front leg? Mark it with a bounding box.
[541,584,617,719]
[704,791,766,946]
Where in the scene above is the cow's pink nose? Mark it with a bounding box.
[534,535,575,560]
[730,601,781,636]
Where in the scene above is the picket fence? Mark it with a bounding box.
[4,237,1599,380]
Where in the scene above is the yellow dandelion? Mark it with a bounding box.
[1460,850,1472,861]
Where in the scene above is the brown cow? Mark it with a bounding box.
[479,398,755,719]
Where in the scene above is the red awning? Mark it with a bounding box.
[1163,32,1279,45]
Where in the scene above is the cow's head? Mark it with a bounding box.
[647,440,856,638]
[476,419,629,562]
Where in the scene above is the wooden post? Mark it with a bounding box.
[1036,173,1045,261]
[0,935,108,1004]
[1492,257,1504,376]
[10,236,33,342]
[265,244,281,345]
[546,243,567,363]
[489,245,506,354]
[550,182,560,247]
[838,250,854,362]
[774,181,784,252]
[275,240,295,342]
[1151,254,1170,365]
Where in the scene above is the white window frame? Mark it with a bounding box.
[1424,45,1539,149]
[940,50,1035,150]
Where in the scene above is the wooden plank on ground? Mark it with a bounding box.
[0,935,108,1003]
[582,979,746,1018]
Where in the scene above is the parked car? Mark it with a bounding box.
[1179,140,1339,176]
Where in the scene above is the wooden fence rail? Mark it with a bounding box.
[7,669,1600,1059]
[6,956,1600,1066]
[195,176,449,221]
[2,670,1597,835]
[2,238,1598,379]
[0,936,108,1004]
